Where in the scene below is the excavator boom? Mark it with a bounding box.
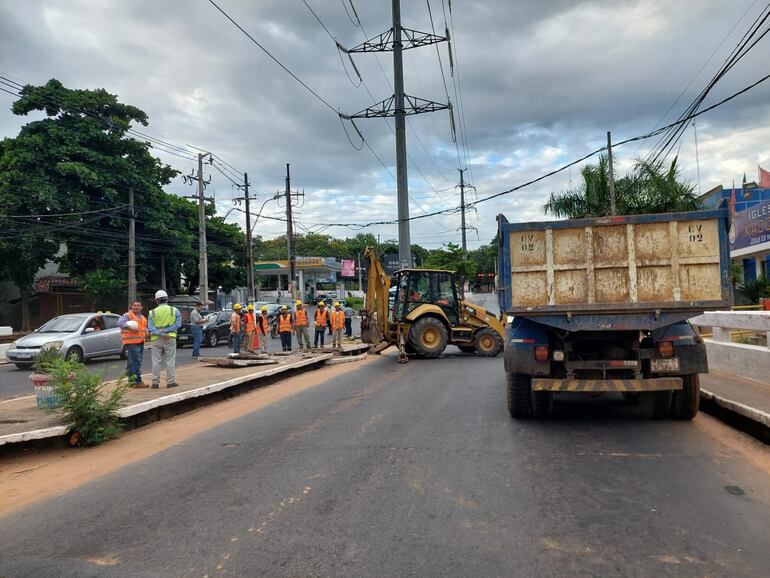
[361,247,391,349]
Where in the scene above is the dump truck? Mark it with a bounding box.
[497,210,730,419]
[361,247,505,362]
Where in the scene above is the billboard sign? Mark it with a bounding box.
[730,199,770,256]
[341,259,356,277]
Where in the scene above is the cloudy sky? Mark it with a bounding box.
[1,0,769,250]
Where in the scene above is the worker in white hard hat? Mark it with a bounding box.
[148,289,182,388]
[117,299,149,387]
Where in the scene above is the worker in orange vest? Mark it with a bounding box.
[230,304,242,353]
[243,304,257,353]
[294,300,310,350]
[277,305,294,351]
[118,300,149,387]
[331,301,346,349]
[314,301,329,347]
[257,305,270,353]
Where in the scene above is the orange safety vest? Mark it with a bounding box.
[230,312,241,333]
[244,312,256,333]
[257,315,269,334]
[121,311,147,345]
[295,308,308,327]
[314,309,328,328]
[331,310,345,330]
[278,313,293,333]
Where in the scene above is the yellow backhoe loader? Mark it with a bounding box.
[361,247,505,362]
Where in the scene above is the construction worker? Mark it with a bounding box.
[243,304,257,353]
[331,302,346,349]
[294,300,310,350]
[148,290,181,389]
[118,300,148,387]
[343,303,354,337]
[230,303,243,354]
[314,301,329,347]
[257,306,270,353]
[278,305,294,352]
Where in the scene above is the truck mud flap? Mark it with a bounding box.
[532,377,682,392]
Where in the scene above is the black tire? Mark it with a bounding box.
[474,328,502,357]
[64,346,84,364]
[458,345,475,353]
[207,332,219,348]
[671,374,700,420]
[532,391,554,419]
[119,346,128,360]
[15,362,33,370]
[621,392,638,405]
[507,373,531,418]
[408,317,448,358]
[639,390,672,419]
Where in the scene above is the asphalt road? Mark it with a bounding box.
[1,351,769,576]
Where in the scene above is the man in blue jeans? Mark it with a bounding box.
[190,301,206,357]
[118,300,149,387]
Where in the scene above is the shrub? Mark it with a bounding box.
[45,357,128,446]
[738,276,770,304]
[32,345,62,374]
[345,296,364,311]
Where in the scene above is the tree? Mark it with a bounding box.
[424,242,477,285]
[544,156,700,218]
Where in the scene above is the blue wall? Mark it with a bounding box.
[702,187,770,211]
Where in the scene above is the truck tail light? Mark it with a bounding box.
[552,350,565,361]
[657,341,674,358]
[534,345,549,362]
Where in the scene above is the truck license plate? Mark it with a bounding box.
[651,358,679,373]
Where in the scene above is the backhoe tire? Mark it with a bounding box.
[507,373,531,419]
[639,390,672,420]
[671,374,699,420]
[408,317,448,358]
[532,391,554,419]
[474,328,502,357]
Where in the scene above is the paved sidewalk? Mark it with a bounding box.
[700,370,770,430]
[0,344,368,447]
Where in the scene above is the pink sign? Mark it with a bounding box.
[341,259,356,277]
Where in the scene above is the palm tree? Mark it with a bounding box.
[544,156,700,219]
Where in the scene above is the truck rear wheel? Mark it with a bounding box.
[408,317,447,358]
[639,390,672,420]
[506,373,531,418]
[532,391,553,419]
[671,374,699,420]
[474,328,502,357]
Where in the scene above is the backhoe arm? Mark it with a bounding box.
[361,246,391,348]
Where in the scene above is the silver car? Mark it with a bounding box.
[6,312,126,370]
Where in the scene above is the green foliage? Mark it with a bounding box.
[423,242,477,282]
[468,237,497,273]
[731,262,743,285]
[45,356,128,446]
[32,344,62,374]
[345,296,364,311]
[544,156,701,218]
[76,270,124,308]
[738,276,770,304]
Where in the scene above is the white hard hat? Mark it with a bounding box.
[126,320,139,330]
[155,290,168,299]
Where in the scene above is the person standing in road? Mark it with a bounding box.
[118,300,148,387]
[257,306,270,353]
[190,301,206,358]
[148,290,182,389]
[294,300,310,350]
[314,301,328,347]
[343,303,354,338]
[278,305,294,352]
[331,302,346,349]
[230,304,243,354]
[243,304,257,353]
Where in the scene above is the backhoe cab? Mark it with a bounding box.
[361,248,504,362]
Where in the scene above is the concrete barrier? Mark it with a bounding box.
[0,343,10,362]
[692,311,770,384]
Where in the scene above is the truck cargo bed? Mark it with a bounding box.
[497,210,730,316]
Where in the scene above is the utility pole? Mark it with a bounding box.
[357,253,363,292]
[285,163,295,300]
[160,255,167,292]
[607,131,617,216]
[341,0,450,268]
[458,169,468,253]
[243,173,255,304]
[183,153,213,304]
[128,187,136,303]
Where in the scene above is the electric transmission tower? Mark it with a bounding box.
[340,0,450,268]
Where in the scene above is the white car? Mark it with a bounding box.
[6,313,126,370]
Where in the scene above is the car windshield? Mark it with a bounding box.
[37,316,85,333]
[204,313,218,323]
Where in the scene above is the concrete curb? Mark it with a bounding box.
[0,353,338,447]
[700,388,770,429]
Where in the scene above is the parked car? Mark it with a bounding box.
[6,313,124,370]
[177,311,233,348]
